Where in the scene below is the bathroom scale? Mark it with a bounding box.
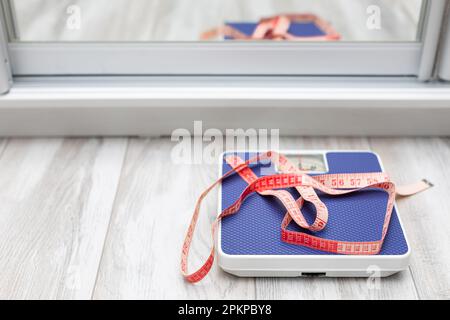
[217,151,410,278]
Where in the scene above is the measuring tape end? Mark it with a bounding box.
[422,179,434,188]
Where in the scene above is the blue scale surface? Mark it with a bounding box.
[221,152,409,256]
[224,22,325,40]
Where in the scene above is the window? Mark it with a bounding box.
[0,0,446,78]
[7,0,424,42]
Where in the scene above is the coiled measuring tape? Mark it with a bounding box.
[181,151,432,283]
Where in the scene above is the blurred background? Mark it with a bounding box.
[5,0,424,42]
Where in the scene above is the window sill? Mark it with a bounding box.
[0,76,449,136]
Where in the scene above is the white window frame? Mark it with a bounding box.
[0,0,449,137]
[0,0,445,79]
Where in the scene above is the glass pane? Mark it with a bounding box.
[4,0,425,42]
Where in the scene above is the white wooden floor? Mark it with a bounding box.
[0,137,449,300]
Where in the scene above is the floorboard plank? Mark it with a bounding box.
[0,138,127,299]
[0,139,8,157]
[369,138,450,299]
[93,139,255,299]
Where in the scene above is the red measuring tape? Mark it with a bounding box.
[201,14,341,41]
[181,151,432,283]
